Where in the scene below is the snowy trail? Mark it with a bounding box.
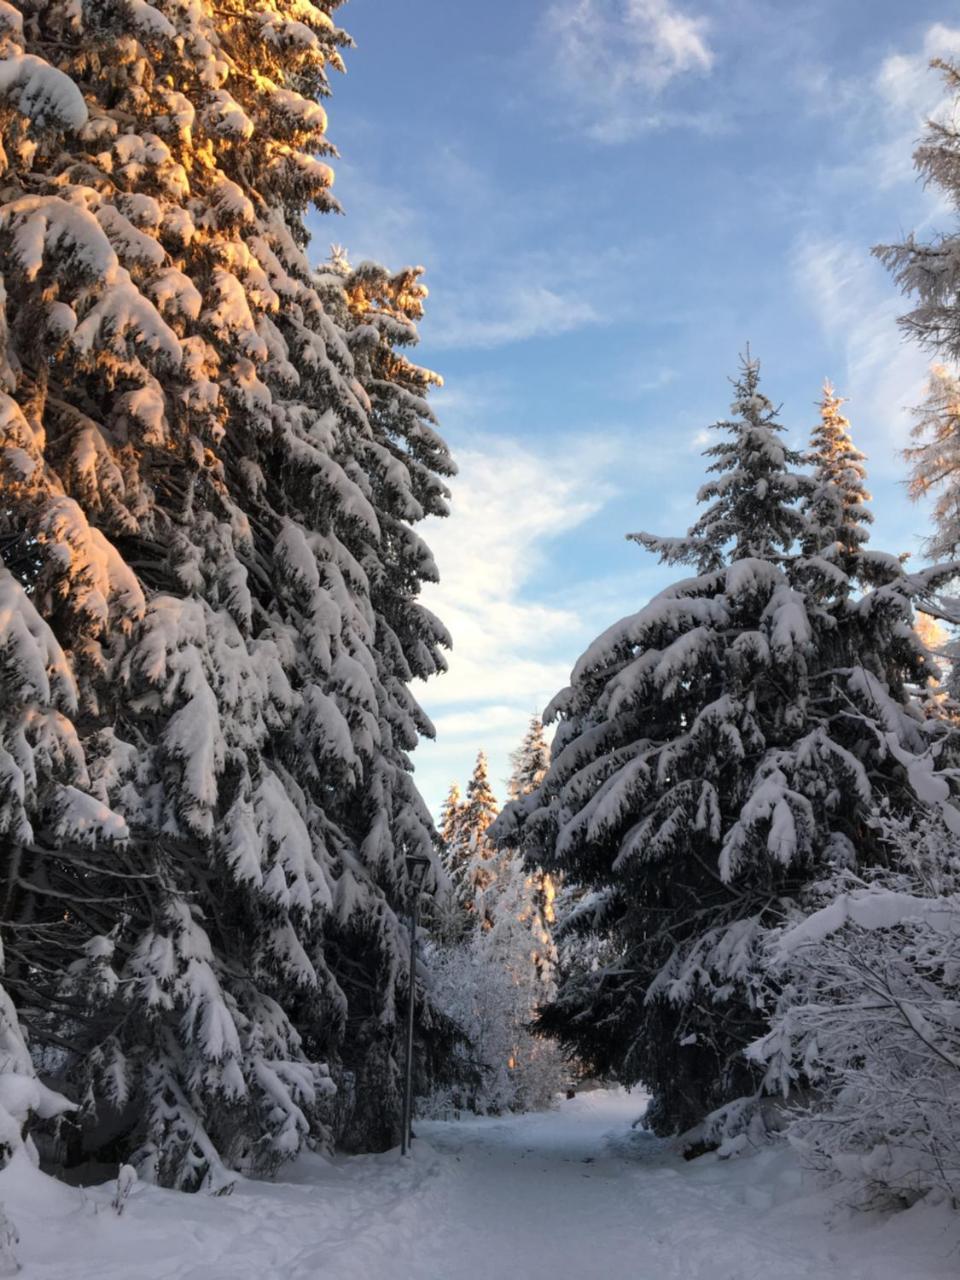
[421,1094,657,1280]
[414,1094,959,1280]
[4,1091,959,1279]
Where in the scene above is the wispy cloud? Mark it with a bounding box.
[324,149,648,351]
[788,23,960,476]
[427,283,602,350]
[421,435,616,702]
[414,430,627,808]
[547,0,713,93]
[875,23,960,113]
[542,0,717,142]
[869,24,960,189]
[799,22,960,192]
[791,234,928,474]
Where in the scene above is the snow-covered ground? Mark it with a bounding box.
[4,1090,959,1279]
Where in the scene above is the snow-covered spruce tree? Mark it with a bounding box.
[440,781,464,848]
[506,714,557,975]
[306,253,458,1149]
[430,781,470,943]
[0,574,77,1169]
[462,750,499,840]
[508,715,551,802]
[0,0,452,1180]
[495,356,958,1137]
[801,382,873,575]
[451,750,499,918]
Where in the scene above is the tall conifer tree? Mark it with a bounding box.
[454,751,499,914]
[440,782,464,849]
[497,358,957,1134]
[508,716,550,801]
[802,382,873,575]
[0,0,452,1179]
[507,714,557,948]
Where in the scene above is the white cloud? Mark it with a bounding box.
[788,23,960,476]
[585,106,724,144]
[799,22,960,192]
[868,24,960,189]
[548,0,713,93]
[875,24,960,114]
[427,282,602,350]
[413,431,627,810]
[431,705,544,738]
[543,0,716,141]
[791,234,929,472]
[323,153,644,351]
[421,437,612,696]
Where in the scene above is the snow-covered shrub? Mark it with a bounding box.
[0,980,73,1169]
[428,743,569,1117]
[426,843,568,1116]
[754,810,960,1207]
[424,894,569,1118]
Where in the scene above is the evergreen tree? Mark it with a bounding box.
[456,751,500,917]
[632,353,807,573]
[507,714,557,960]
[432,781,469,943]
[462,750,499,838]
[440,782,465,847]
[508,716,551,801]
[439,779,467,885]
[0,0,451,1181]
[307,254,456,1151]
[496,357,957,1136]
[802,382,873,576]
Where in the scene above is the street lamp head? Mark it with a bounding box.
[404,853,432,892]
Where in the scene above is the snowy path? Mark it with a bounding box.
[4,1091,959,1279]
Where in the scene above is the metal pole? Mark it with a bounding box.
[401,890,418,1156]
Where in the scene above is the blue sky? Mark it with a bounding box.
[310,1,960,815]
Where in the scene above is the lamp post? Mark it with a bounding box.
[401,851,431,1157]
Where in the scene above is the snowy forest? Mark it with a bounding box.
[3,0,960,1276]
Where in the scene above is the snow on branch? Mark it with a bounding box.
[0,54,86,129]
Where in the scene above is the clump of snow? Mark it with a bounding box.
[0,54,86,129]
[111,1164,138,1216]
